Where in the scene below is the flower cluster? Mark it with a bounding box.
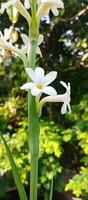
[0,0,64,61]
[0,30,27,65]
[0,0,64,19]
[0,0,71,116]
[21,67,71,116]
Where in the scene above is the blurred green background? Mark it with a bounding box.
[0,0,88,199]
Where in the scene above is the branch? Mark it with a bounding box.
[60,5,88,22]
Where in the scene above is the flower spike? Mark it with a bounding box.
[20,67,57,96]
[1,0,31,24]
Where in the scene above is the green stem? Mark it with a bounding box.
[27,40,37,68]
[28,40,39,200]
[31,0,37,18]
[28,94,39,200]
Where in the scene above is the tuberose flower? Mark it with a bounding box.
[21,34,44,57]
[42,0,64,15]
[37,0,64,22]
[60,81,71,114]
[38,81,71,115]
[0,31,27,64]
[20,67,57,96]
[1,0,31,24]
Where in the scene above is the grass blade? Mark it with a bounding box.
[0,134,28,200]
[49,178,53,200]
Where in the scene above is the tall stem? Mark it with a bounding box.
[28,40,40,200]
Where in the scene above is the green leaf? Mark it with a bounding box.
[49,178,53,200]
[0,133,28,200]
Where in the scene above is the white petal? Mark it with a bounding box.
[67,82,71,93]
[38,34,44,46]
[41,0,64,9]
[1,0,31,24]
[1,0,16,13]
[24,0,30,9]
[4,28,10,41]
[21,45,28,53]
[44,71,57,86]
[26,68,37,83]
[51,7,59,16]
[61,103,67,114]
[20,82,35,90]
[60,81,68,89]
[35,67,44,82]
[42,86,57,96]
[31,87,41,96]
[21,34,29,45]
[36,47,42,57]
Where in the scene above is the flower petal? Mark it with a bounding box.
[31,87,41,96]
[38,34,44,46]
[36,47,42,57]
[41,0,64,9]
[60,81,68,89]
[21,34,29,45]
[26,68,37,82]
[20,82,35,90]
[61,103,67,114]
[51,7,59,16]
[4,27,13,41]
[1,0,31,24]
[42,86,57,96]
[24,0,30,9]
[67,82,71,94]
[1,0,16,13]
[44,71,57,86]
[35,67,44,82]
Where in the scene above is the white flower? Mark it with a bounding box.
[36,35,44,57]
[0,31,27,64]
[60,81,71,114]
[21,34,44,57]
[4,26,13,41]
[20,67,57,96]
[38,81,71,115]
[42,0,64,15]
[1,0,31,24]
[37,0,64,21]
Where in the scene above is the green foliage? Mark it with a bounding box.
[0,119,29,184]
[39,120,62,193]
[0,134,28,200]
[0,93,88,199]
[65,167,88,197]
[49,179,53,200]
[0,115,63,198]
[62,95,88,198]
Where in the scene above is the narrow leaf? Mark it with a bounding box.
[49,178,53,200]
[0,134,28,200]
